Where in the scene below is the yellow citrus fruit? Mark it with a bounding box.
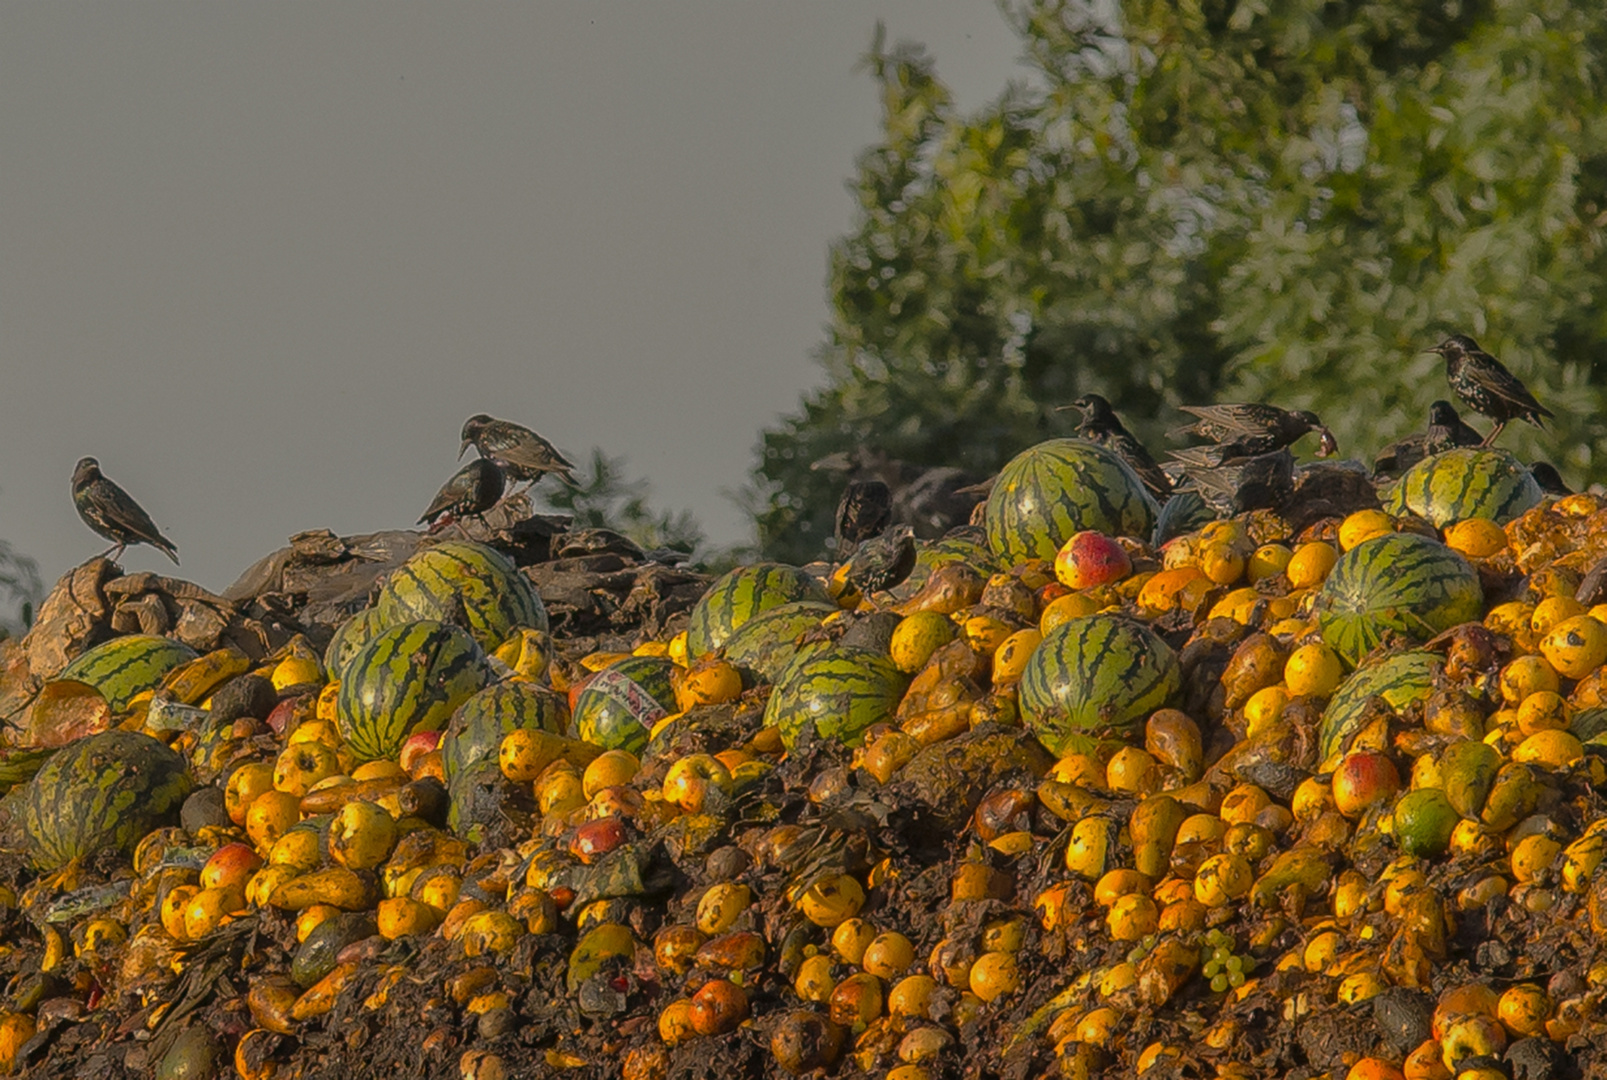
[1444,518,1508,559]
[1284,643,1343,698]
[1338,510,1394,552]
[891,611,958,674]
[1286,542,1339,589]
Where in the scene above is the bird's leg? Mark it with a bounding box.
[1480,421,1507,448]
[98,543,126,564]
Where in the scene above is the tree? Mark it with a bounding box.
[748,1,1607,564]
[539,449,707,557]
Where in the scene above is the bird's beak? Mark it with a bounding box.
[1423,347,1443,356]
[458,440,471,461]
[1316,428,1339,458]
[1053,403,1076,412]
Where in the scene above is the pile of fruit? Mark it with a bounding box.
[2,437,1607,1080]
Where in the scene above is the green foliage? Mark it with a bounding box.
[749,1,1607,564]
[540,449,707,556]
[0,540,41,639]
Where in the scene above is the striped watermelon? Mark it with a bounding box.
[721,600,838,687]
[443,681,569,789]
[336,620,489,762]
[1319,650,1443,766]
[1313,534,1483,665]
[323,609,389,680]
[57,635,198,713]
[685,563,828,658]
[376,541,547,653]
[572,656,679,754]
[1019,615,1181,756]
[1385,448,1542,527]
[985,439,1159,564]
[24,731,192,870]
[764,648,909,750]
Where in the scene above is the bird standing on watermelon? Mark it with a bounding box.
[833,479,892,558]
[460,414,577,488]
[1060,393,1172,501]
[1171,402,1337,459]
[844,525,917,608]
[418,458,505,534]
[1373,400,1484,477]
[71,457,179,565]
[1427,335,1553,446]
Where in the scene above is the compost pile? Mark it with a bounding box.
[2,440,1607,1080]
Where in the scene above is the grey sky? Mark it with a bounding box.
[1,4,1023,596]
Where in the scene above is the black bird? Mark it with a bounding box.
[71,457,179,565]
[1529,461,1572,496]
[1427,335,1553,446]
[844,524,917,606]
[1059,393,1172,501]
[833,479,892,558]
[1171,403,1336,458]
[1373,400,1485,477]
[1175,449,1296,517]
[418,458,505,532]
[460,414,577,487]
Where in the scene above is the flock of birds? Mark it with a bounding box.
[68,334,1560,598]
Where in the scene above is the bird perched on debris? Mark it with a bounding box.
[418,458,505,533]
[1373,400,1485,477]
[1060,393,1172,501]
[1172,403,1336,459]
[833,479,892,558]
[71,457,179,565]
[460,414,577,487]
[1177,449,1296,517]
[1529,461,1571,496]
[844,524,917,607]
[1428,335,1553,446]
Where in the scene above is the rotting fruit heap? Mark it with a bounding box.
[2,440,1607,1080]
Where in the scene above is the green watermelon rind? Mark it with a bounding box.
[376,541,548,653]
[984,439,1160,565]
[572,656,679,754]
[23,731,193,871]
[323,609,391,681]
[336,620,490,762]
[1313,533,1483,665]
[58,635,199,713]
[1319,650,1444,764]
[442,681,569,789]
[685,563,829,658]
[720,600,839,688]
[763,648,910,750]
[1018,615,1181,757]
[1386,447,1543,527]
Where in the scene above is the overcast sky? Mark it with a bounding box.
[1,4,1024,597]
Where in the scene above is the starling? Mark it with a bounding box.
[1171,403,1336,458]
[71,457,179,565]
[833,479,892,558]
[460,414,577,487]
[1373,400,1485,476]
[418,458,505,532]
[1529,461,1571,496]
[844,524,917,606]
[1059,393,1172,501]
[1428,335,1553,446]
[1175,449,1295,517]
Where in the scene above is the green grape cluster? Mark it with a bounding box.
[1125,933,1160,965]
[1200,929,1252,993]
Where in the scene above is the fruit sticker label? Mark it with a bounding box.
[585,667,670,730]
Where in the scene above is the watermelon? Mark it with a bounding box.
[323,609,390,680]
[984,439,1160,564]
[57,635,198,713]
[890,532,995,602]
[376,541,547,653]
[572,656,679,754]
[1019,615,1181,756]
[721,600,838,687]
[1313,534,1483,665]
[764,648,909,750]
[1385,448,1543,527]
[1319,650,1443,766]
[442,681,569,789]
[24,731,192,870]
[685,563,829,658]
[336,620,489,762]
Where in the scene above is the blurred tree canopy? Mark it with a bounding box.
[747,0,1607,564]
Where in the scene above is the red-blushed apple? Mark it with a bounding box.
[569,817,631,864]
[1038,581,1072,607]
[1331,751,1401,818]
[1054,531,1133,591]
[264,694,312,737]
[201,842,264,894]
[398,730,444,776]
[568,672,596,715]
